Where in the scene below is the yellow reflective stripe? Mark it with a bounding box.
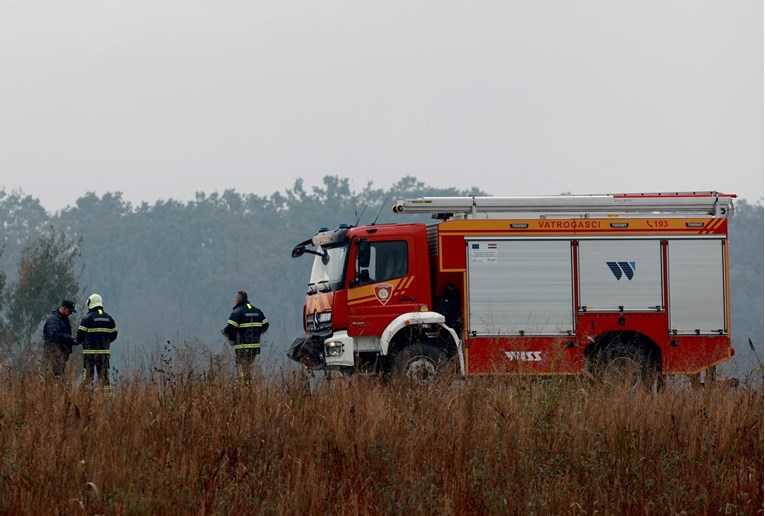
[239,322,266,328]
[78,325,87,331]
[233,343,261,349]
[82,349,111,355]
[227,320,240,328]
[82,328,117,333]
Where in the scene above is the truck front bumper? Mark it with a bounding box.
[287,335,326,369]
[322,331,355,367]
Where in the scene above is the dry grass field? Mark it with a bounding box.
[0,352,761,515]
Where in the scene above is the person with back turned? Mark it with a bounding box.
[77,293,118,389]
[42,300,78,378]
[222,290,269,381]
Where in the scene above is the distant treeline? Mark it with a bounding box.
[0,179,761,377]
[0,177,482,371]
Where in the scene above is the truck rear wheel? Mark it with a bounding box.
[393,343,448,386]
[596,343,661,392]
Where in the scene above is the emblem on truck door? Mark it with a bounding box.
[607,261,636,280]
[374,283,393,305]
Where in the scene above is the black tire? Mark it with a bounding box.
[393,343,449,386]
[594,342,662,393]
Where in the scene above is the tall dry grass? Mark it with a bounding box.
[0,351,761,515]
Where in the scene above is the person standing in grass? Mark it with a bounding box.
[77,293,118,389]
[222,290,269,381]
[42,300,78,378]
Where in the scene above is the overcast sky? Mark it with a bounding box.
[1,1,762,212]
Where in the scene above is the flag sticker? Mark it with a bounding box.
[470,242,499,263]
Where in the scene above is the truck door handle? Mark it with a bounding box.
[399,297,416,302]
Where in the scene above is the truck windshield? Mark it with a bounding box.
[308,243,349,293]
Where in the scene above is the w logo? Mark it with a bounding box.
[607,261,636,280]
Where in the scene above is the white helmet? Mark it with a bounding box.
[87,293,103,309]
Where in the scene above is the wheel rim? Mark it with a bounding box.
[405,356,437,385]
[602,356,643,389]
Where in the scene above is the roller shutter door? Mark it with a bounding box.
[668,239,726,334]
[467,239,573,335]
[578,239,663,311]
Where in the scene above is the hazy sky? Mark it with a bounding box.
[1,1,762,212]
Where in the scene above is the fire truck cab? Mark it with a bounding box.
[289,192,735,385]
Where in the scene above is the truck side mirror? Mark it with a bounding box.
[350,269,370,288]
[357,239,371,268]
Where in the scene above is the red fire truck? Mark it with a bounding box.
[289,192,735,385]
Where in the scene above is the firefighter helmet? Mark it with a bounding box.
[87,293,103,309]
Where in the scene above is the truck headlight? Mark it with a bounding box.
[325,341,344,357]
[308,311,332,329]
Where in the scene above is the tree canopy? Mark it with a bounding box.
[0,179,761,377]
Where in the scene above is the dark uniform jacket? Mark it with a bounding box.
[77,308,118,354]
[43,310,76,355]
[224,301,269,350]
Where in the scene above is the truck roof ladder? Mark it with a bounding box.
[393,192,736,219]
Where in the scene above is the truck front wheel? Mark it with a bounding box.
[393,343,448,386]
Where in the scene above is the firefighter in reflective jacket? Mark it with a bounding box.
[77,293,118,388]
[223,290,269,380]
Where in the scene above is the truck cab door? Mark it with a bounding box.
[347,237,420,337]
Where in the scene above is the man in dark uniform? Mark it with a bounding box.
[42,300,78,378]
[223,290,269,381]
[77,293,118,389]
